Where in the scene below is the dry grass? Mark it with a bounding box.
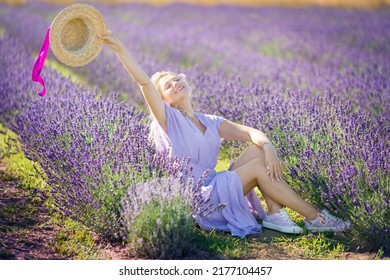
[1,0,390,9]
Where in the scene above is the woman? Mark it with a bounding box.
[98,31,350,237]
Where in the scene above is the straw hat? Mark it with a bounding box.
[50,3,106,67]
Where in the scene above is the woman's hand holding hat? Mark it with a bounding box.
[98,31,125,53]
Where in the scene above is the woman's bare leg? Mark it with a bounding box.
[229,144,319,220]
[229,145,282,214]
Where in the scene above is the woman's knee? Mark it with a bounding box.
[241,158,265,174]
[246,144,266,164]
[229,144,265,171]
[234,158,267,193]
[246,144,263,156]
[251,157,266,170]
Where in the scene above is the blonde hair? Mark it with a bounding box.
[151,71,187,96]
[148,71,176,144]
[148,71,188,145]
[151,71,177,95]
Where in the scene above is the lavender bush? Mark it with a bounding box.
[11,88,141,239]
[121,174,195,259]
[121,159,223,259]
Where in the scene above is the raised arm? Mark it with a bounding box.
[98,31,166,128]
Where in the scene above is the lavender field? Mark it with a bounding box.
[0,2,389,257]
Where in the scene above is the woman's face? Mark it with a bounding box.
[158,74,191,106]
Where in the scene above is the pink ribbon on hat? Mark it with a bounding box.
[32,27,50,96]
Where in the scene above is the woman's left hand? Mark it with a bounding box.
[263,144,283,182]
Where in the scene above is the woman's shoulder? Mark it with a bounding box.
[196,111,226,128]
[198,111,225,121]
[163,102,182,116]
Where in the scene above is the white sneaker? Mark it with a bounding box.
[304,209,351,233]
[262,208,303,234]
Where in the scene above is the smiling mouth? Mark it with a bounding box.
[176,86,184,94]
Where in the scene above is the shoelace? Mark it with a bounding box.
[320,210,349,229]
[322,210,343,222]
[278,210,296,226]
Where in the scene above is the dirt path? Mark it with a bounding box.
[0,167,65,259]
